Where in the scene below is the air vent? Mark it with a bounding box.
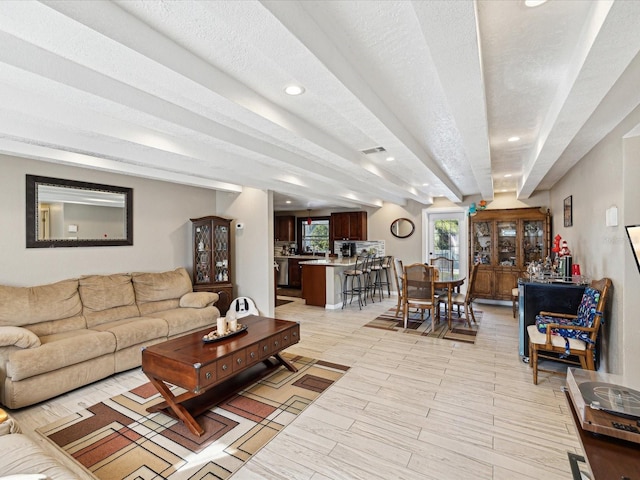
[361,146,386,155]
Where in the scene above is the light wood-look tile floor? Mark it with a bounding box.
[11,296,583,480]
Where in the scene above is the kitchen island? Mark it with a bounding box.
[299,257,358,309]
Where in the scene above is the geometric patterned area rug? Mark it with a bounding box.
[37,354,349,480]
[364,307,481,344]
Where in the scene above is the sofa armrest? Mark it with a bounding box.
[0,326,41,349]
[0,407,21,436]
[179,291,219,308]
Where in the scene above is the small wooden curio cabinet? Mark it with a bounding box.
[191,216,233,315]
[469,207,550,301]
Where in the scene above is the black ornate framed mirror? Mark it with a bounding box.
[390,217,415,238]
[26,175,133,248]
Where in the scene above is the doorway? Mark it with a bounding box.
[425,209,467,276]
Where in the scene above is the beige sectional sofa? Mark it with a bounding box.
[0,408,79,478]
[0,267,220,409]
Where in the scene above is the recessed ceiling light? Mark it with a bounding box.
[507,136,520,142]
[285,200,292,204]
[284,84,305,96]
[524,0,548,7]
[386,156,395,162]
[422,183,429,186]
[504,174,512,178]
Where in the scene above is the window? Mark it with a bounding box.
[299,218,330,253]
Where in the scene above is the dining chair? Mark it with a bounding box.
[430,256,456,315]
[430,256,454,275]
[450,263,479,328]
[402,263,439,330]
[393,258,404,316]
[527,277,612,385]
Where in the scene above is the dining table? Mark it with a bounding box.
[433,271,466,328]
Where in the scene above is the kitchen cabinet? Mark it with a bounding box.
[288,258,302,288]
[331,211,367,241]
[469,207,550,301]
[274,215,295,242]
[301,263,326,307]
[191,215,233,315]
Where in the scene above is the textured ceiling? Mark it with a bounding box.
[0,0,639,211]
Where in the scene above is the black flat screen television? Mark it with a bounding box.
[625,225,640,274]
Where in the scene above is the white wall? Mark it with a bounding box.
[550,103,640,381]
[0,155,216,286]
[367,200,424,266]
[216,188,274,316]
[622,132,640,384]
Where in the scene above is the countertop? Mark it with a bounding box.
[298,257,357,266]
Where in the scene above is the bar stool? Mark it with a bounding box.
[369,255,384,302]
[342,255,366,309]
[360,253,375,304]
[373,255,393,299]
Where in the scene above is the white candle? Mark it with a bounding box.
[216,317,226,336]
[228,318,238,332]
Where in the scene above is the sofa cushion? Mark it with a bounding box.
[79,274,140,328]
[91,316,168,350]
[147,306,218,337]
[0,279,82,327]
[6,330,116,381]
[132,267,192,307]
[0,327,40,349]
[179,291,219,308]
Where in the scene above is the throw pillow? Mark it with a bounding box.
[179,292,218,308]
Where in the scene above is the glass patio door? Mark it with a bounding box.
[425,210,466,276]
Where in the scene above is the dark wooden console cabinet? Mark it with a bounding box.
[518,280,586,358]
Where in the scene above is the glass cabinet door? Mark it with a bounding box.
[472,221,492,265]
[497,221,517,266]
[213,223,229,282]
[523,220,545,265]
[194,223,212,284]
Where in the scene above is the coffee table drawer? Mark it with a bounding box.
[232,349,247,372]
[217,355,234,380]
[281,325,299,347]
[199,364,218,388]
[246,343,260,365]
[259,339,271,358]
[270,333,282,351]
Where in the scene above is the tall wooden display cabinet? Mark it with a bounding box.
[469,207,550,300]
[191,215,233,315]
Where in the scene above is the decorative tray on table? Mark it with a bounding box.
[202,324,247,343]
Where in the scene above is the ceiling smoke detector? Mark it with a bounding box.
[361,146,386,155]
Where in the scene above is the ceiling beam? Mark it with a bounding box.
[261,0,463,203]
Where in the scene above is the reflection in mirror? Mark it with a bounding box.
[26,175,133,248]
[390,218,415,238]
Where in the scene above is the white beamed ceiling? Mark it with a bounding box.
[0,0,639,210]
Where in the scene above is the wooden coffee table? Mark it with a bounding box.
[141,315,300,436]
